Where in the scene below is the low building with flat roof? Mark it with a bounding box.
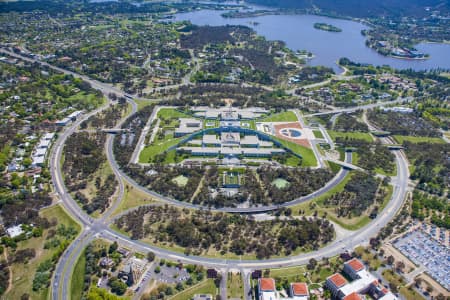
[259,278,276,300]
[174,118,203,137]
[290,282,309,300]
[202,134,220,146]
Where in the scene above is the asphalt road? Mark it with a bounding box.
[1,49,410,299]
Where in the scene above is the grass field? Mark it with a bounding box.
[5,205,80,300]
[393,135,445,144]
[172,175,188,187]
[112,181,155,217]
[260,111,298,122]
[328,131,373,142]
[169,279,217,300]
[313,129,324,139]
[157,108,190,120]
[272,178,290,189]
[70,249,86,300]
[267,256,342,284]
[227,273,244,299]
[272,137,317,167]
[139,135,183,163]
[224,172,240,186]
[78,160,114,204]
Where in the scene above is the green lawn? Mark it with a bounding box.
[272,178,290,189]
[313,129,324,139]
[70,249,86,300]
[112,182,155,216]
[259,111,298,122]
[157,108,191,119]
[328,131,373,143]
[169,279,217,300]
[227,273,244,299]
[272,137,317,167]
[172,175,189,187]
[393,135,445,144]
[139,136,183,163]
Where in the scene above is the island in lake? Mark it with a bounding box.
[313,22,342,32]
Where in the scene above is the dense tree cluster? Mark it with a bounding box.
[126,165,203,203]
[115,205,335,258]
[331,113,368,132]
[403,141,450,196]
[127,165,333,207]
[257,166,334,204]
[180,25,253,50]
[324,172,384,217]
[355,144,395,174]
[63,132,117,214]
[411,190,450,229]
[0,192,51,227]
[368,110,441,137]
[80,101,128,130]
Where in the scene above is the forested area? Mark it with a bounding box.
[332,136,395,174]
[0,192,51,227]
[403,142,450,196]
[411,190,450,229]
[257,166,334,204]
[181,24,297,85]
[63,132,116,214]
[355,144,396,174]
[126,164,333,207]
[80,99,128,130]
[368,110,441,137]
[115,206,335,258]
[180,25,252,49]
[324,172,386,218]
[331,113,368,132]
[165,84,296,110]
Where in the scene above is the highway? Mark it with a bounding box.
[1,49,410,299]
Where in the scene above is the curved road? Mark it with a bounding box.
[53,98,409,300]
[6,48,409,299]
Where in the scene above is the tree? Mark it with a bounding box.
[386,255,395,265]
[108,277,127,295]
[147,251,155,262]
[307,258,317,270]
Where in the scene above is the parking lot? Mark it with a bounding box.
[394,230,450,290]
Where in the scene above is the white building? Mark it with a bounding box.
[6,225,24,238]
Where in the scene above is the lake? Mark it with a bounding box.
[172,10,450,73]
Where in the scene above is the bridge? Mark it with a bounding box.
[325,158,364,171]
[76,128,130,134]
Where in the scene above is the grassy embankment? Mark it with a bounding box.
[5,205,80,300]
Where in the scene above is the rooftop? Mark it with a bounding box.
[343,292,362,300]
[346,258,365,272]
[328,273,347,288]
[291,282,308,296]
[259,278,275,292]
